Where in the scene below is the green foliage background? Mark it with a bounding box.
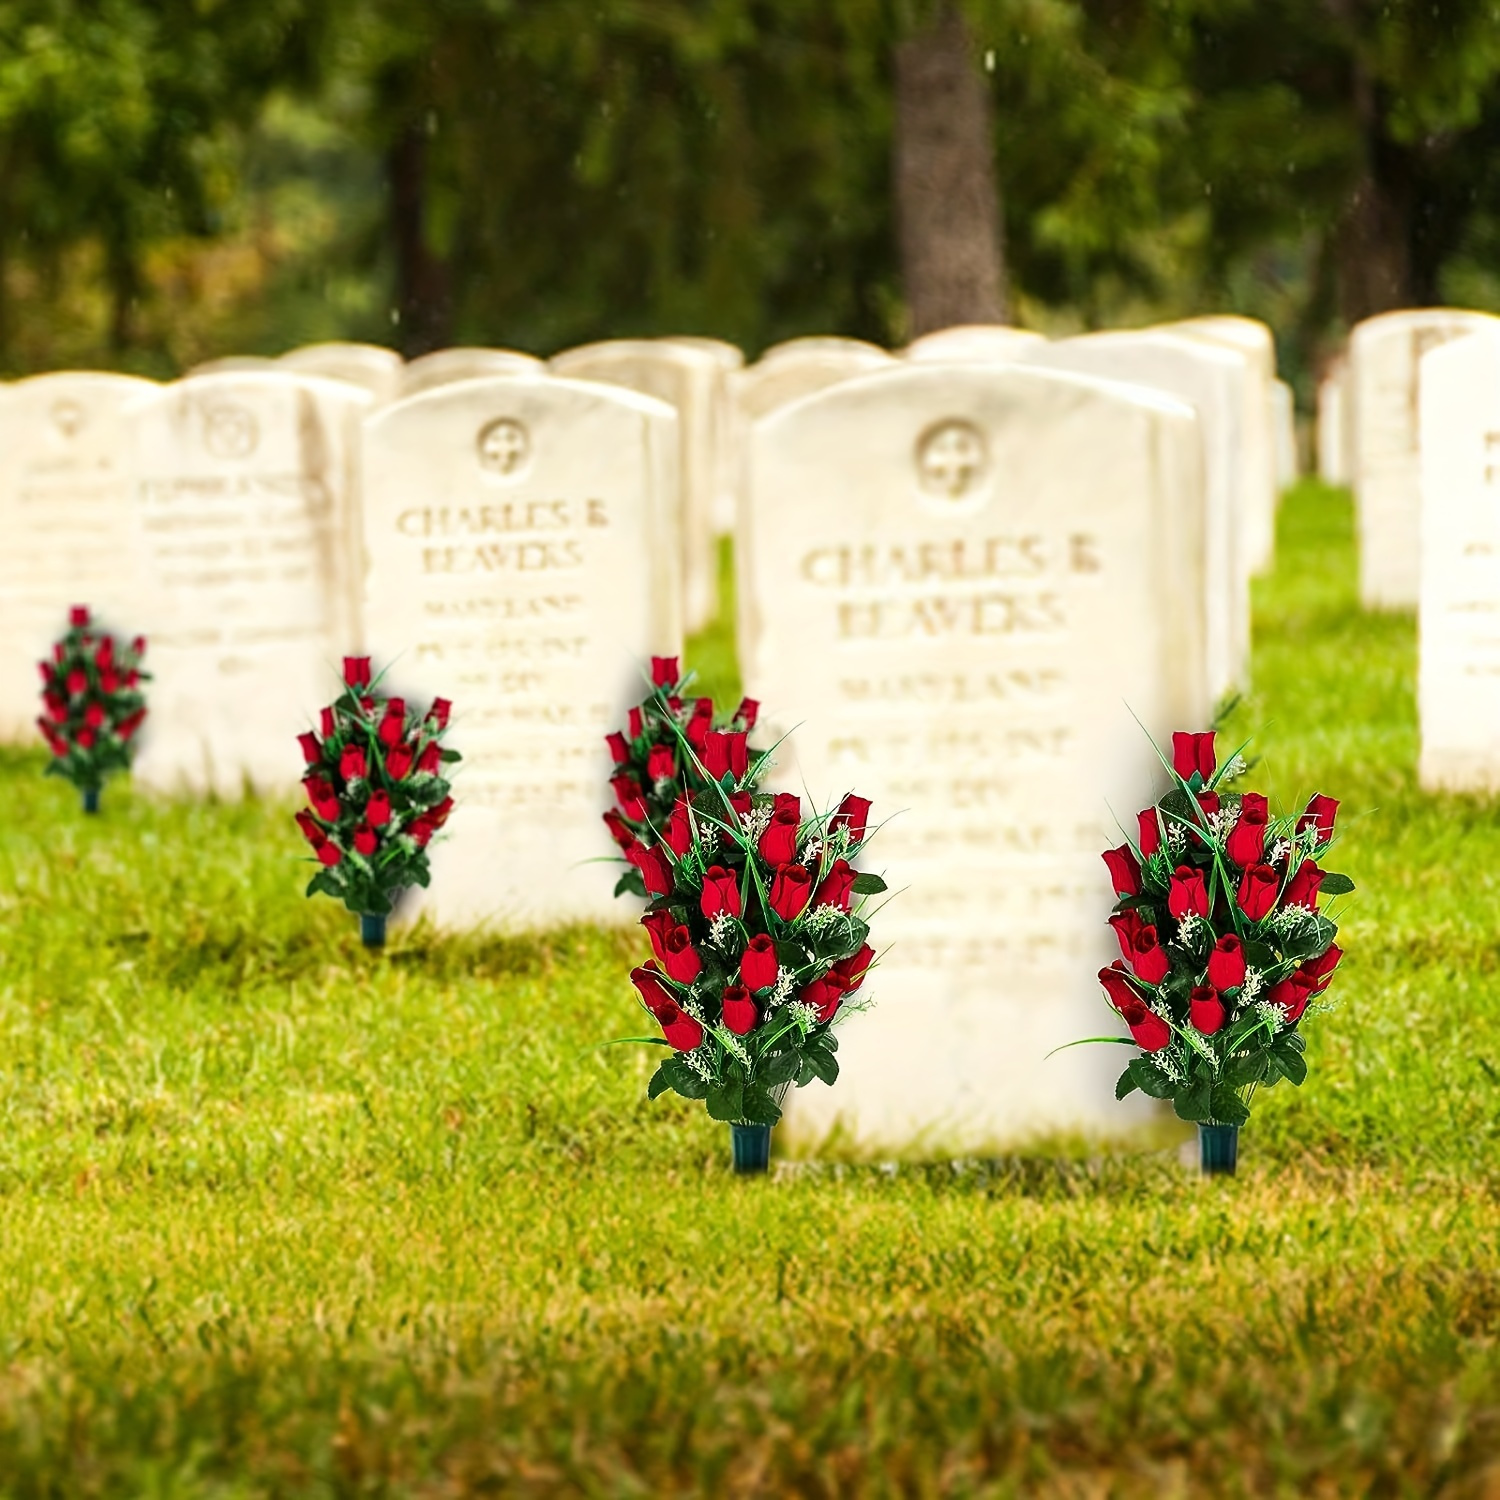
[2,485,1500,1488]
[11,1,1500,389]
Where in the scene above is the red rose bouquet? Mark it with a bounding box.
[36,606,149,812]
[603,654,767,897]
[1097,729,1351,1132]
[626,781,884,1136]
[295,657,460,943]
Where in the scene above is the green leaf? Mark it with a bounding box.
[706,1078,745,1122]
[739,1085,782,1126]
[1209,1083,1251,1125]
[804,1047,839,1086]
[763,1049,801,1086]
[1174,1072,1214,1123]
[1115,1065,1140,1100]
[1268,1042,1308,1087]
[1129,1058,1177,1100]
[647,1061,674,1100]
[1318,872,1355,896]
[1224,1051,1268,1088]
[850,872,887,895]
[614,868,647,898]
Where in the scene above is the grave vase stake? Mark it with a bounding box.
[81,787,100,815]
[730,1123,772,1175]
[360,913,387,949]
[1198,1122,1239,1177]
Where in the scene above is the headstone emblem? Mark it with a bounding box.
[477,417,530,478]
[50,399,85,440]
[203,403,260,460]
[916,419,987,499]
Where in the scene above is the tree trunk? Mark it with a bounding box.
[893,3,1008,336]
[389,121,453,356]
[1331,14,1415,322]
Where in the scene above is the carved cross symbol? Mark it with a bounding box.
[478,418,529,475]
[917,421,986,499]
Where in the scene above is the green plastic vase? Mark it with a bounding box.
[1198,1123,1239,1177]
[731,1123,771,1175]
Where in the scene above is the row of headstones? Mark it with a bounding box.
[1314,309,1500,794]
[0,317,1293,1153]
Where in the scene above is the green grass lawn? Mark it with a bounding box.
[3,483,1500,1495]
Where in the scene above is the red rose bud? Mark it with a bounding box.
[627,706,644,739]
[832,943,875,993]
[736,697,760,729]
[701,865,742,920]
[831,793,873,845]
[96,636,114,668]
[53,643,65,664]
[99,670,119,693]
[364,789,392,827]
[428,697,452,729]
[642,911,676,968]
[740,933,779,991]
[1167,865,1208,920]
[73,727,93,749]
[721,983,759,1036]
[69,606,90,627]
[1268,969,1318,1024]
[1137,807,1162,857]
[768,864,812,922]
[1237,863,1279,921]
[316,840,342,867]
[339,745,367,782]
[650,656,679,686]
[603,809,636,851]
[759,792,802,865]
[685,697,715,752]
[294,809,322,846]
[1196,789,1220,821]
[360,696,375,714]
[662,925,702,985]
[813,858,857,911]
[304,776,339,822]
[728,790,753,826]
[417,740,443,776]
[702,730,749,782]
[1098,964,1171,1051]
[1283,860,1323,910]
[1303,943,1343,992]
[37,661,51,684]
[378,701,407,748]
[125,670,139,688]
[1189,985,1225,1035]
[298,731,322,764]
[1226,792,1268,867]
[83,703,104,730]
[606,731,629,764]
[1299,793,1339,842]
[658,1001,704,1052]
[801,974,844,1024]
[1102,844,1142,898]
[353,824,378,856]
[1131,926,1170,985]
[630,961,675,1018]
[647,743,676,782]
[46,697,67,722]
[611,772,647,822]
[342,656,371,687]
[1171,730,1216,785]
[66,669,86,696]
[1206,934,1247,991]
[628,842,675,898]
[131,635,146,657]
[408,814,437,848]
[118,710,144,740]
[661,800,694,857]
[1109,909,1146,959]
[385,743,414,780]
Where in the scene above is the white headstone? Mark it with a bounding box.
[279,343,403,403]
[759,336,890,365]
[1418,331,1500,789]
[1168,316,1279,576]
[188,356,277,376]
[741,364,1208,1153]
[0,373,158,739]
[550,339,720,632]
[1350,308,1499,609]
[665,338,744,534]
[904,324,1047,362]
[1023,329,1248,696]
[1272,379,1298,490]
[124,372,371,796]
[361,375,681,930]
[399,348,544,398]
[1317,358,1349,485]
